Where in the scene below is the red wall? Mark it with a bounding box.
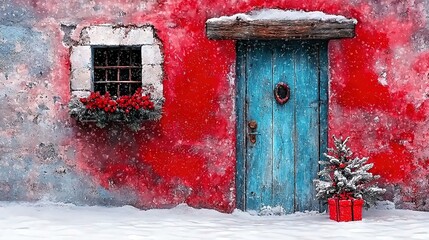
[3,0,428,212]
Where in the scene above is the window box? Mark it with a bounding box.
[69,89,162,131]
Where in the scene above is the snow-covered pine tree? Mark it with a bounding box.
[314,136,386,209]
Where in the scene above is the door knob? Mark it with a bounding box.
[248,120,257,130]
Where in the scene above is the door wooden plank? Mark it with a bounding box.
[245,41,273,211]
[318,41,329,211]
[272,42,295,214]
[235,41,247,210]
[294,41,320,212]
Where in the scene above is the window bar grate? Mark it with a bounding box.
[93,47,142,97]
[116,50,120,97]
[94,66,141,69]
[104,49,108,95]
[129,49,132,95]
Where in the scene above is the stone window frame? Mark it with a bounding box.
[70,25,164,100]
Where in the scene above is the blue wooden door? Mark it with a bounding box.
[236,40,328,213]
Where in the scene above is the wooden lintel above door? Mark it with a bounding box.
[206,9,357,40]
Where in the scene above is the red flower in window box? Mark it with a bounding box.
[69,88,162,131]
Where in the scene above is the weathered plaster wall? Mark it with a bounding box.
[0,0,428,212]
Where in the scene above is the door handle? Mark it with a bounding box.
[274,82,290,105]
[248,120,258,144]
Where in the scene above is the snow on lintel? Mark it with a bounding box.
[207,9,357,24]
[206,9,357,40]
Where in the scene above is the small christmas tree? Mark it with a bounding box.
[314,136,386,209]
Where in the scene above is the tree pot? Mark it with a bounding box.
[328,197,364,222]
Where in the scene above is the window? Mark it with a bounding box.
[70,25,164,100]
[93,47,142,97]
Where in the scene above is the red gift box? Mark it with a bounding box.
[328,197,364,222]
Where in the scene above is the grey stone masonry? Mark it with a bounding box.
[70,46,92,91]
[81,25,155,46]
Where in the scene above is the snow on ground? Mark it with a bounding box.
[0,201,428,240]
